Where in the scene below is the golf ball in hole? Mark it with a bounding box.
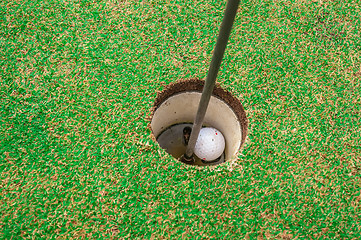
[194,127,225,161]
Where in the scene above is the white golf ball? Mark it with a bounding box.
[194,127,225,161]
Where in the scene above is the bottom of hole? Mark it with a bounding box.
[156,123,225,166]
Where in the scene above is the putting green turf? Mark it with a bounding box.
[1,0,360,238]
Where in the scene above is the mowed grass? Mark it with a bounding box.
[0,0,360,238]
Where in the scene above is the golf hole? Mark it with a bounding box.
[150,79,248,166]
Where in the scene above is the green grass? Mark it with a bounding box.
[1,0,360,238]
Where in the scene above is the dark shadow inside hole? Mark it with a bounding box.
[156,123,225,166]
